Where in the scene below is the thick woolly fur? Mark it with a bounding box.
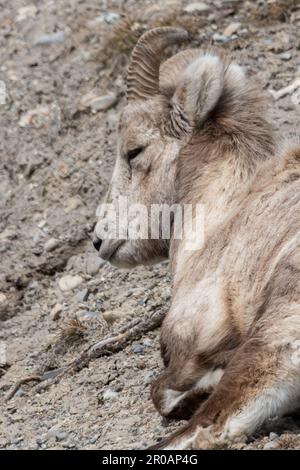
[94,33,300,449]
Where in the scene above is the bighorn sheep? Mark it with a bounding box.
[93,27,300,449]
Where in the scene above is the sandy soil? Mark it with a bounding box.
[0,0,300,450]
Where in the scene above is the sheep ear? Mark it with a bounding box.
[173,55,224,128]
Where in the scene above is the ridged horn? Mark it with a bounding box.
[127,27,188,101]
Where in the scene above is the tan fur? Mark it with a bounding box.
[93,29,300,449]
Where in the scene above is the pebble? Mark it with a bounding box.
[92,12,120,25]
[143,370,155,385]
[78,311,99,321]
[86,255,105,275]
[213,33,237,44]
[102,310,121,324]
[79,92,118,113]
[64,197,82,212]
[132,343,144,354]
[62,440,76,449]
[223,22,241,36]
[89,435,99,444]
[76,288,89,302]
[50,303,63,321]
[279,52,292,61]
[34,32,65,46]
[184,2,209,13]
[16,5,37,22]
[46,427,68,441]
[19,106,51,128]
[0,293,7,304]
[102,389,119,401]
[269,432,278,441]
[263,441,279,450]
[58,275,83,292]
[44,237,60,252]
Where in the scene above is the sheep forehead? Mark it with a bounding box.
[118,100,165,149]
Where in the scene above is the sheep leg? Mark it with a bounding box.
[151,365,224,420]
[149,318,300,449]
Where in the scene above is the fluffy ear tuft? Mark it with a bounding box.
[173,55,224,127]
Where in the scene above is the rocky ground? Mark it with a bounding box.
[0,0,300,450]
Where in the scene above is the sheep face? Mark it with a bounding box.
[94,97,181,268]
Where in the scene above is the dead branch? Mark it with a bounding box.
[61,307,165,374]
[5,375,42,401]
[6,308,165,401]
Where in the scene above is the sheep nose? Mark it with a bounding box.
[93,237,102,252]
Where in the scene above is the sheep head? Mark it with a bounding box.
[93,27,249,268]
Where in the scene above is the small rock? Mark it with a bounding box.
[88,12,120,27]
[213,33,237,44]
[0,293,7,304]
[269,432,278,441]
[47,427,68,441]
[102,310,120,324]
[19,105,50,128]
[58,275,83,292]
[50,303,63,321]
[89,435,99,444]
[102,389,118,401]
[279,52,292,61]
[34,31,65,46]
[44,238,60,252]
[64,197,82,212]
[76,288,89,302]
[0,341,7,367]
[132,343,144,354]
[86,255,106,275]
[62,440,76,449]
[223,22,240,36]
[263,441,279,450]
[144,370,155,385]
[184,2,209,13]
[36,436,47,446]
[78,311,99,321]
[55,431,68,442]
[79,92,118,113]
[16,5,37,22]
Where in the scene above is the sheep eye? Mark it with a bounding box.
[127,147,143,161]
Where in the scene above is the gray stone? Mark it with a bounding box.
[184,2,209,13]
[89,435,99,444]
[102,389,118,401]
[132,343,144,354]
[143,370,155,385]
[44,238,60,252]
[58,275,83,292]
[76,288,89,302]
[269,432,278,441]
[34,32,65,46]
[279,52,292,61]
[86,255,106,275]
[78,310,99,321]
[50,303,63,321]
[263,441,279,450]
[213,33,237,44]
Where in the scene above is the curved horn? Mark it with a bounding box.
[127,27,188,101]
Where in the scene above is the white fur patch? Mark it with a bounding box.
[162,389,188,416]
[194,368,224,391]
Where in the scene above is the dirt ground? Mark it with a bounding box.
[1,0,300,450]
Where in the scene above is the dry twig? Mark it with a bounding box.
[6,308,165,401]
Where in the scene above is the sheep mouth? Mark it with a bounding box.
[99,239,126,263]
